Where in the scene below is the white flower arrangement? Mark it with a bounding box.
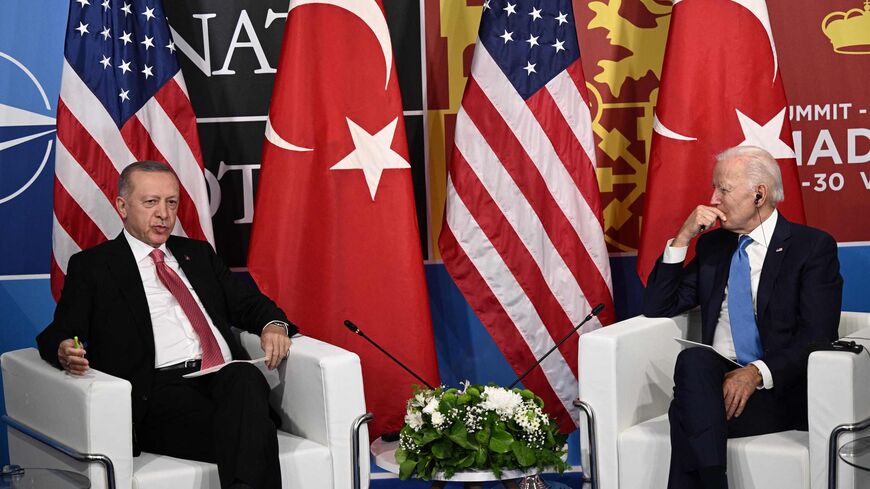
[395,383,568,480]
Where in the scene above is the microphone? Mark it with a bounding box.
[508,303,605,389]
[343,319,435,389]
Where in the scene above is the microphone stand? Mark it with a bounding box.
[508,304,605,389]
[343,319,434,389]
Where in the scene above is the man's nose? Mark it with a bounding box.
[154,201,168,218]
[710,189,721,205]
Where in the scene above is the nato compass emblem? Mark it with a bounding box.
[0,51,56,205]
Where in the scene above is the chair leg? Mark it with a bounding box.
[574,399,598,489]
[2,414,117,489]
[351,412,374,489]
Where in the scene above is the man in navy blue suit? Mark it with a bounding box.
[643,145,843,489]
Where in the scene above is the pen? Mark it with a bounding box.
[74,336,81,349]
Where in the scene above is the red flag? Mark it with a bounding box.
[248,0,439,438]
[637,0,805,282]
[52,0,213,299]
[438,0,614,431]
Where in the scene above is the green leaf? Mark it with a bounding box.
[431,439,454,459]
[488,429,514,453]
[457,451,476,468]
[447,422,473,449]
[399,458,417,480]
[475,429,490,445]
[395,447,407,464]
[510,441,537,467]
[418,429,440,446]
[475,447,488,466]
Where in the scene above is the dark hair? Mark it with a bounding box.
[118,161,176,198]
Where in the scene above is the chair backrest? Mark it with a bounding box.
[838,311,870,338]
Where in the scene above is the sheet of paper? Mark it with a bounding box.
[182,357,266,378]
[673,338,743,367]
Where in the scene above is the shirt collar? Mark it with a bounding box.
[123,229,170,264]
[746,209,778,248]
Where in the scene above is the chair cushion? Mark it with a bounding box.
[618,414,810,489]
[132,431,332,489]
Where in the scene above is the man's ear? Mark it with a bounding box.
[115,196,127,219]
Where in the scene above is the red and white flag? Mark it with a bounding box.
[438,0,614,431]
[248,0,440,438]
[637,0,805,282]
[52,0,213,299]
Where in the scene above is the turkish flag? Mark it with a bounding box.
[248,0,440,438]
[637,0,805,282]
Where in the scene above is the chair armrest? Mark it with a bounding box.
[578,311,695,489]
[808,325,870,489]
[239,333,369,489]
[1,348,133,489]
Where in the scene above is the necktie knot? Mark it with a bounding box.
[738,235,753,252]
[150,248,165,264]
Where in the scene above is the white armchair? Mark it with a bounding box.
[578,310,870,489]
[1,334,370,489]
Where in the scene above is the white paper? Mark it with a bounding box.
[673,338,742,367]
[182,357,266,378]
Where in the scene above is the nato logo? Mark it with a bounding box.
[0,51,56,205]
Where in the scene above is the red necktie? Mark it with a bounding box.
[150,249,224,369]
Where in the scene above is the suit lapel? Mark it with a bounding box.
[756,216,791,321]
[167,237,218,328]
[106,235,155,358]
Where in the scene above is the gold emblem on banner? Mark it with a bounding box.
[822,0,870,54]
[584,0,671,252]
[425,1,482,260]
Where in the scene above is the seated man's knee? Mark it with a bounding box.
[674,347,723,381]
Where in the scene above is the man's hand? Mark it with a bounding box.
[261,323,292,370]
[723,365,762,419]
[57,339,89,375]
[673,206,728,248]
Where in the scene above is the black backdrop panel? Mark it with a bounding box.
[165,1,427,268]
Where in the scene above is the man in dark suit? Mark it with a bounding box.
[643,146,842,489]
[37,161,296,489]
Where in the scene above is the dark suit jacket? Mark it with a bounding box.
[37,234,294,425]
[643,215,842,427]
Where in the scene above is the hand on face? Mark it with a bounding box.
[673,205,727,247]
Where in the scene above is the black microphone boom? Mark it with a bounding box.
[508,303,605,389]
[343,319,434,389]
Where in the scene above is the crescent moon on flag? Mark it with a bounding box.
[674,0,778,83]
[288,0,393,89]
[653,114,697,141]
[265,116,313,152]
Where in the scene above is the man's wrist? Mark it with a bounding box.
[748,364,762,386]
[263,321,289,336]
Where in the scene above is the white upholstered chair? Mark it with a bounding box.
[1,333,370,489]
[578,310,870,489]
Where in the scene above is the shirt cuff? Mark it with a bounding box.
[662,238,688,264]
[750,360,774,389]
[263,321,289,336]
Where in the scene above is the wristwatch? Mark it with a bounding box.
[264,320,290,336]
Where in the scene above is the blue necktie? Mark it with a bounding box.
[728,235,763,365]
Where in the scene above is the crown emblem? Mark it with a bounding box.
[822,0,870,54]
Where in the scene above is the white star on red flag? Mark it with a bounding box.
[329,117,410,201]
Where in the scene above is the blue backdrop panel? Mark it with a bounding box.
[0,0,67,276]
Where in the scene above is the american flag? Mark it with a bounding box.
[51,0,213,298]
[438,0,614,430]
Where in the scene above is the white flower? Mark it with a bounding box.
[413,392,428,407]
[422,397,440,415]
[480,386,523,419]
[405,411,424,430]
[431,411,445,428]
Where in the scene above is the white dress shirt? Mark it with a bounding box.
[124,231,233,368]
[663,210,779,389]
